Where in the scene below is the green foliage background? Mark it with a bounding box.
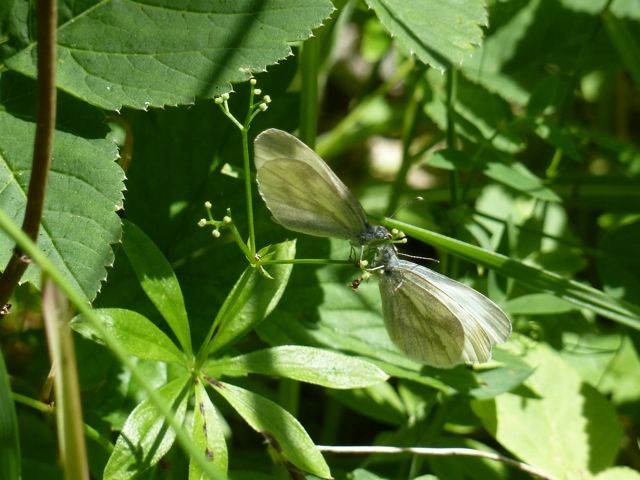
[1,0,640,479]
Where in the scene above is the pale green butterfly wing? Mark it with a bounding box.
[380,267,466,367]
[379,258,511,368]
[254,129,368,242]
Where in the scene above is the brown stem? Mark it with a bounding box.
[0,0,58,309]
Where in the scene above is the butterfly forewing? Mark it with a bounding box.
[254,129,368,242]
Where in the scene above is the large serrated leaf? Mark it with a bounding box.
[5,0,335,110]
[0,111,123,301]
[365,0,487,69]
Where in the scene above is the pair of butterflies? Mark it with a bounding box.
[253,128,511,368]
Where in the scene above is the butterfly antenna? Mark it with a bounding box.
[389,195,424,219]
[397,252,439,263]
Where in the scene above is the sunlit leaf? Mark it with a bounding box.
[206,345,389,389]
[210,380,331,478]
[0,112,123,301]
[5,1,335,110]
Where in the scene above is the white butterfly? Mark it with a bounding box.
[254,128,511,368]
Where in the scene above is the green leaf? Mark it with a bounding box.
[122,220,192,354]
[210,380,331,478]
[562,334,640,406]
[427,149,474,171]
[0,111,123,301]
[365,0,486,70]
[104,376,191,480]
[205,345,389,389]
[482,161,561,203]
[190,381,227,479]
[350,469,388,480]
[71,308,186,365]
[594,467,640,480]
[470,362,534,400]
[0,349,20,480]
[533,119,581,161]
[329,382,407,426]
[381,218,640,330]
[603,12,640,91]
[472,344,623,479]
[504,293,577,315]
[597,220,640,304]
[207,240,296,356]
[424,70,524,154]
[560,0,640,20]
[5,1,335,110]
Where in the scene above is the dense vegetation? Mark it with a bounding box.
[1,1,639,479]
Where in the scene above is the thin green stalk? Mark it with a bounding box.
[444,67,460,278]
[386,70,425,216]
[277,379,300,417]
[241,128,256,258]
[300,37,320,147]
[260,258,352,266]
[445,67,459,206]
[12,393,114,453]
[0,209,224,480]
[319,397,343,445]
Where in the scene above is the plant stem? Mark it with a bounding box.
[300,37,320,147]
[260,258,352,266]
[445,67,459,206]
[386,68,425,216]
[241,127,256,258]
[444,66,460,278]
[0,0,58,307]
[12,392,114,453]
